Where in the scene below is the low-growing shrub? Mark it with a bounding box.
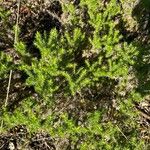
[0,0,149,149]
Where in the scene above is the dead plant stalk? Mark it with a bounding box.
[1,0,21,129]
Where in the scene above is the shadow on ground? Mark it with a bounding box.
[132,0,150,96]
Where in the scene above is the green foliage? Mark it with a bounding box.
[0,51,12,78]
[16,0,137,99]
[0,101,146,149]
[0,7,10,22]
[0,98,41,132]
[141,0,150,10]
[0,0,148,149]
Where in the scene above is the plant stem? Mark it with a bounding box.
[5,70,13,107]
[14,0,21,44]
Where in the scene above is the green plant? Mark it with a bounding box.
[0,0,148,149]
[16,0,137,100]
[0,102,146,149]
[0,51,12,78]
[0,98,41,132]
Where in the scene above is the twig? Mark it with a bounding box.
[46,10,64,25]
[14,0,21,44]
[1,0,21,130]
[116,125,128,140]
[4,0,21,106]
[1,70,13,129]
[137,109,150,120]
[5,70,13,107]
[4,0,21,109]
